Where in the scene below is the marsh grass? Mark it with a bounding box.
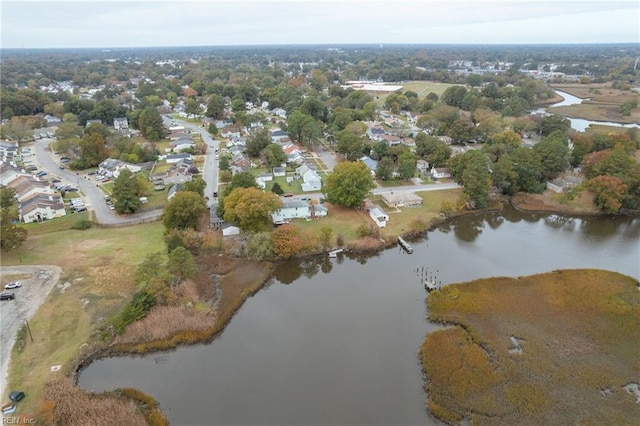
[422,269,640,424]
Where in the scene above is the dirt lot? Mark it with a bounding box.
[0,266,61,399]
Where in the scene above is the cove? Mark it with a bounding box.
[78,206,640,425]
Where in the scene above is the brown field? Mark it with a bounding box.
[422,269,640,425]
[511,190,600,215]
[549,83,640,124]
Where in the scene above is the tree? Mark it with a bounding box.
[135,251,170,287]
[138,106,165,141]
[185,98,200,118]
[540,114,570,136]
[112,169,142,214]
[491,154,518,195]
[245,128,271,157]
[461,150,491,209]
[271,224,304,259]
[511,147,545,193]
[335,129,365,161]
[167,246,197,283]
[589,175,627,214]
[323,161,375,208]
[263,143,287,168]
[415,134,451,167]
[79,132,109,168]
[319,225,333,251]
[163,190,207,230]
[0,187,27,256]
[397,151,417,180]
[271,182,284,195]
[223,187,282,232]
[376,157,394,181]
[206,94,225,119]
[533,131,570,180]
[182,176,206,196]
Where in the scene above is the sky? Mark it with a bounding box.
[1,0,639,49]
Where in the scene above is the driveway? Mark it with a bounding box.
[0,266,61,399]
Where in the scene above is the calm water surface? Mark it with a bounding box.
[79,207,639,425]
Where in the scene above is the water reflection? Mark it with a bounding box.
[79,208,639,425]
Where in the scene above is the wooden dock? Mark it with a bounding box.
[328,248,344,258]
[397,236,413,254]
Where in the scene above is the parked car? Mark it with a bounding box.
[9,391,25,402]
[284,193,294,197]
[0,292,15,301]
[4,281,21,290]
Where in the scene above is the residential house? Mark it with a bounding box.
[380,134,402,146]
[359,155,378,176]
[44,114,62,126]
[296,164,322,192]
[113,117,129,136]
[416,160,430,176]
[166,153,192,164]
[546,175,584,193]
[98,158,142,177]
[271,199,310,224]
[369,206,389,228]
[167,183,183,200]
[8,176,55,202]
[256,173,273,189]
[271,108,287,119]
[272,166,286,177]
[282,143,305,164]
[230,152,251,174]
[0,141,18,164]
[170,136,194,152]
[431,167,451,179]
[214,119,234,129]
[269,129,289,143]
[367,125,386,141]
[19,193,66,223]
[381,192,423,208]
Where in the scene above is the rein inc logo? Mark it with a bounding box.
[2,417,36,424]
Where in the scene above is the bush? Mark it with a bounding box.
[114,290,156,334]
[356,222,372,237]
[71,219,93,230]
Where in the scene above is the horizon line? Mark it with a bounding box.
[3,41,639,51]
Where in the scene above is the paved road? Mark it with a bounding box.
[163,117,219,207]
[33,139,162,225]
[0,266,62,399]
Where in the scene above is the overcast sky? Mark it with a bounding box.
[1,0,639,49]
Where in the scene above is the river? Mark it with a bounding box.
[536,89,640,132]
[78,206,640,425]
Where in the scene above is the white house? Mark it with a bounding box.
[256,173,273,189]
[296,164,322,192]
[430,167,451,179]
[271,199,310,224]
[98,158,142,178]
[369,206,389,228]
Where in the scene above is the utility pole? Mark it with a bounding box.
[25,319,34,342]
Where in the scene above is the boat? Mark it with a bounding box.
[2,403,16,415]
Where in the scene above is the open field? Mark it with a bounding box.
[398,81,455,98]
[549,83,640,124]
[1,222,165,416]
[422,269,640,424]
